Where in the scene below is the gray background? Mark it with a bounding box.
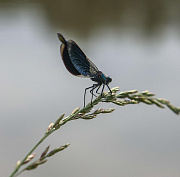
[1,0,180,177]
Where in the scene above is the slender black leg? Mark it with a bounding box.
[91,86,98,97]
[100,84,105,96]
[96,85,101,94]
[106,84,112,94]
[84,84,99,107]
[84,85,95,107]
[89,84,99,105]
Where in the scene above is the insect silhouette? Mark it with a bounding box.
[57,33,112,107]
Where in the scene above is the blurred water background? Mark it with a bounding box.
[0,0,180,177]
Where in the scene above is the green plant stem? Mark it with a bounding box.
[9,99,95,177]
[9,88,180,177]
[13,169,25,177]
[9,129,55,177]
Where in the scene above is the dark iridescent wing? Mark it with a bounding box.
[60,42,82,76]
[67,40,99,78]
[58,33,82,76]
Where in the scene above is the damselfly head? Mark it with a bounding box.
[106,76,112,84]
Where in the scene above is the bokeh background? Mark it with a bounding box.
[1,0,180,177]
